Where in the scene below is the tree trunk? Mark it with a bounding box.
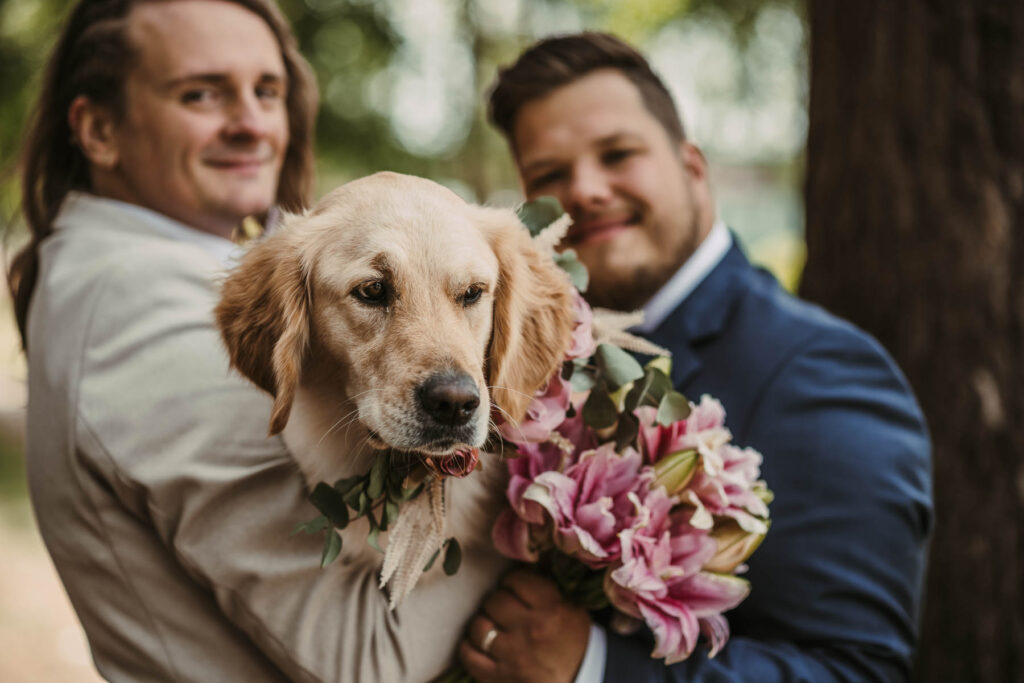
[801,2,1024,681]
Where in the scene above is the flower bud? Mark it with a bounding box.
[652,448,698,494]
[705,520,768,573]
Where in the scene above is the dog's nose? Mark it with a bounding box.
[418,373,480,427]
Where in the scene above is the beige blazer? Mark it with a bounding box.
[25,193,505,682]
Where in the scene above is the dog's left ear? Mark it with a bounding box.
[216,229,310,435]
[483,210,575,424]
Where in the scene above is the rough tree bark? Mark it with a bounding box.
[801,2,1024,681]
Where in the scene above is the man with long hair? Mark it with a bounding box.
[7,1,504,679]
[459,33,932,683]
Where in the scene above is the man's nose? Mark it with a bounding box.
[567,161,613,212]
[223,94,271,138]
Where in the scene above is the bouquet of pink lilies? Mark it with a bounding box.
[489,200,773,664]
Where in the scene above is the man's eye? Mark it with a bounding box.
[462,284,484,307]
[181,88,218,105]
[527,170,565,191]
[256,85,283,101]
[602,148,634,164]
[352,280,389,306]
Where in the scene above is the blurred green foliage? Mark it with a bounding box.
[0,0,804,214]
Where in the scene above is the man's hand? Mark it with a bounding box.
[459,569,592,683]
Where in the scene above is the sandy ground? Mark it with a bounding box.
[1,246,103,681]
[0,503,104,682]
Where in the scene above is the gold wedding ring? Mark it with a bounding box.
[481,627,499,654]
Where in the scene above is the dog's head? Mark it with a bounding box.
[216,172,574,459]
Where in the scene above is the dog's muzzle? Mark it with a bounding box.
[416,371,480,428]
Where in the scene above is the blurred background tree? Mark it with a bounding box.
[802,1,1024,680]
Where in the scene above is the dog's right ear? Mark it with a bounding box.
[216,233,309,436]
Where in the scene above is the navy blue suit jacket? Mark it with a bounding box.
[603,241,932,682]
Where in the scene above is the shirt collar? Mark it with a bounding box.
[56,192,243,268]
[634,218,731,333]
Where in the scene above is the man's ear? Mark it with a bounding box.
[482,209,575,424]
[680,141,708,182]
[215,227,310,436]
[68,95,119,169]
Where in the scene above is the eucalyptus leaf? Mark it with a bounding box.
[553,250,589,292]
[582,381,618,429]
[656,390,692,426]
[385,499,400,528]
[571,369,597,393]
[333,475,364,495]
[645,356,673,377]
[368,526,383,553]
[625,366,673,411]
[320,530,342,568]
[291,514,329,536]
[443,538,462,576]
[367,456,386,500]
[402,483,424,502]
[423,548,441,572]
[561,360,575,380]
[595,343,644,389]
[358,491,370,516]
[516,196,563,236]
[615,411,640,451]
[342,483,363,510]
[309,483,350,528]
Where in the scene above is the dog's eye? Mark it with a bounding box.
[462,284,484,307]
[353,280,389,306]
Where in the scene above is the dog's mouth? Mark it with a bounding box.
[422,447,480,479]
[366,430,480,479]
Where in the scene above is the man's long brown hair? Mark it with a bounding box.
[6,0,318,349]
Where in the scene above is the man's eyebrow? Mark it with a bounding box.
[520,132,641,175]
[162,72,287,89]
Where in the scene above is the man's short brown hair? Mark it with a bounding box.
[487,32,685,150]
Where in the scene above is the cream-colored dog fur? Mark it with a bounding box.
[216,172,574,590]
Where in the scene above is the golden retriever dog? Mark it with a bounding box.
[216,172,574,597]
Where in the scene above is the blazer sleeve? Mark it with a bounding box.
[74,248,506,682]
[603,326,933,682]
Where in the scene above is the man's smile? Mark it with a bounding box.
[566,211,641,246]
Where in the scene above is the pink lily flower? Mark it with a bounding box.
[497,370,572,444]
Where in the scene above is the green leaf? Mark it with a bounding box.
[645,356,672,377]
[367,456,386,500]
[553,249,589,292]
[582,380,618,429]
[320,530,342,567]
[595,343,644,389]
[384,499,400,531]
[571,369,596,393]
[516,196,563,236]
[656,390,692,426]
[401,482,425,502]
[343,482,364,510]
[291,515,329,536]
[423,548,442,572]
[624,366,673,412]
[309,483,350,529]
[358,491,371,516]
[443,538,462,576]
[333,475,364,495]
[368,526,383,553]
[614,411,640,451]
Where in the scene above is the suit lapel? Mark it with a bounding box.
[646,241,751,389]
